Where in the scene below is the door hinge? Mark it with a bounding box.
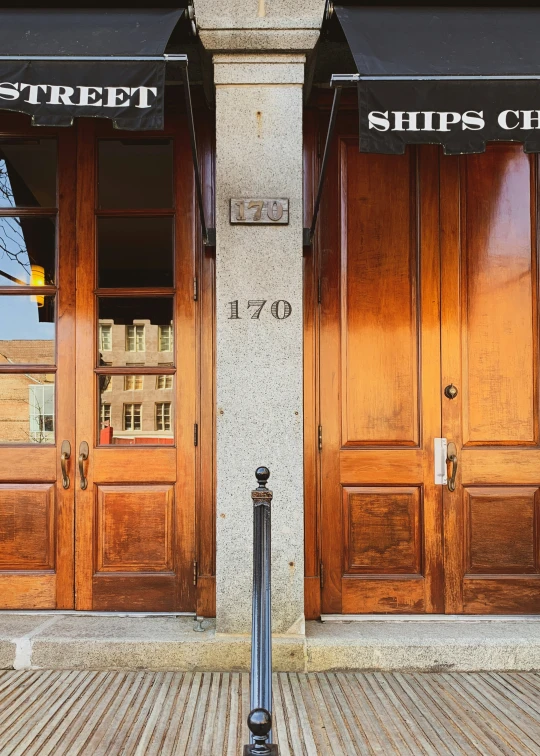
[320,561,324,589]
[193,559,198,586]
[193,277,198,301]
[318,425,323,451]
[194,423,199,446]
[318,277,322,304]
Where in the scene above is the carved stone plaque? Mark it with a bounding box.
[230,198,289,225]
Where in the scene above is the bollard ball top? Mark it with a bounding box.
[255,467,270,484]
[247,708,272,736]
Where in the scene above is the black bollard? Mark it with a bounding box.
[243,467,279,756]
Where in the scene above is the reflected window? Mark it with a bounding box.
[0,139,56,208]
[158,325,173,352]
[123,403,141,431]
[100,403,111,429]
[126,325,145,352]
[124,375,143,391]
[155,402,171,431]
[156,375,173,390]
[99,325,112,351]
[99,374,175,446]
[28,383,54,443]
[0,217,55,287]
[0,374,55,444]
[0,295,55,365]
[97,217,173,288]
[98,140,173,209]
[97,298,173,367]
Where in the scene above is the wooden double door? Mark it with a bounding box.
[320,121,540,614]
[0,114,198,611]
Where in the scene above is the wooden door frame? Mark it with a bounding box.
[303,92,359,619]
[74,101,215,612]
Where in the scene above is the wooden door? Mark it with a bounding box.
[441,144,540,614]
[319,119,444,613]
[75,119,196,611]
[0,115,76,608]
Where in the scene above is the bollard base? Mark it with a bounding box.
[243,746,279,755]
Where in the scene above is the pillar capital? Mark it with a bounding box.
[193,1,325,53]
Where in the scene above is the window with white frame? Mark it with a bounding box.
[155,402,171,431]
[126,325,145,352]
[100,403,111,429]
[123,403,141,431]
[156,375,173,390]
[99,324,112,351]
[124,375,143,391]
[28,383,54,443]
[158,324,173,351]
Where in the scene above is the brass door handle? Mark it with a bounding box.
[60,440,71,490]
[78,441,89,490]
[446,441,458,492]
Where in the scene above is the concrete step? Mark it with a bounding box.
[0,614,539,671]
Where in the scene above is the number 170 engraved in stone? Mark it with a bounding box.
[230,198,289,225]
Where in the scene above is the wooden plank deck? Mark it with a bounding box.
[0,671,539,755]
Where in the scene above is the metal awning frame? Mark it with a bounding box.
[0,52,215,247]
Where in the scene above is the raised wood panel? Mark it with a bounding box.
[343,147,419,447]
[342,578,425,614]
[96,485,173,573]
[465,487,538,575]
[462,145,537,445]
[343,486,422,575]
[0,574,55,609]
[0,484,54,570]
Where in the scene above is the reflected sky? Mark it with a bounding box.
[0,296,54,341]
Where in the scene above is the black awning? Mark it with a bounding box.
[0,9,185,131]
[334,6,540,155]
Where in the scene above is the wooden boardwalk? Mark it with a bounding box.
[0,670,539,755]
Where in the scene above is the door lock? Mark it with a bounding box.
[444,383,458,400]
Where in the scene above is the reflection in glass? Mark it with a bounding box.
[98,139,173,209]
[0,139,57,208]
[97,217,173,288]
[0,296,55,364]
[0,373,55,444]
[97,298,173,367]
[0,217,56,286]
[98,374,174,446]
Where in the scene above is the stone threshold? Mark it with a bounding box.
[0,614,539,672]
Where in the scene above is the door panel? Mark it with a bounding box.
[0,116,76,609]
[342,150,419,447]
[442,144,540,614]
[320,127,444,614]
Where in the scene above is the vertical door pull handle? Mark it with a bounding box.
[446,441,458,492]
[79,441,89,490]
[60,440,71,489]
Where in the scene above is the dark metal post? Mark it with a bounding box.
[244,467,278,756]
